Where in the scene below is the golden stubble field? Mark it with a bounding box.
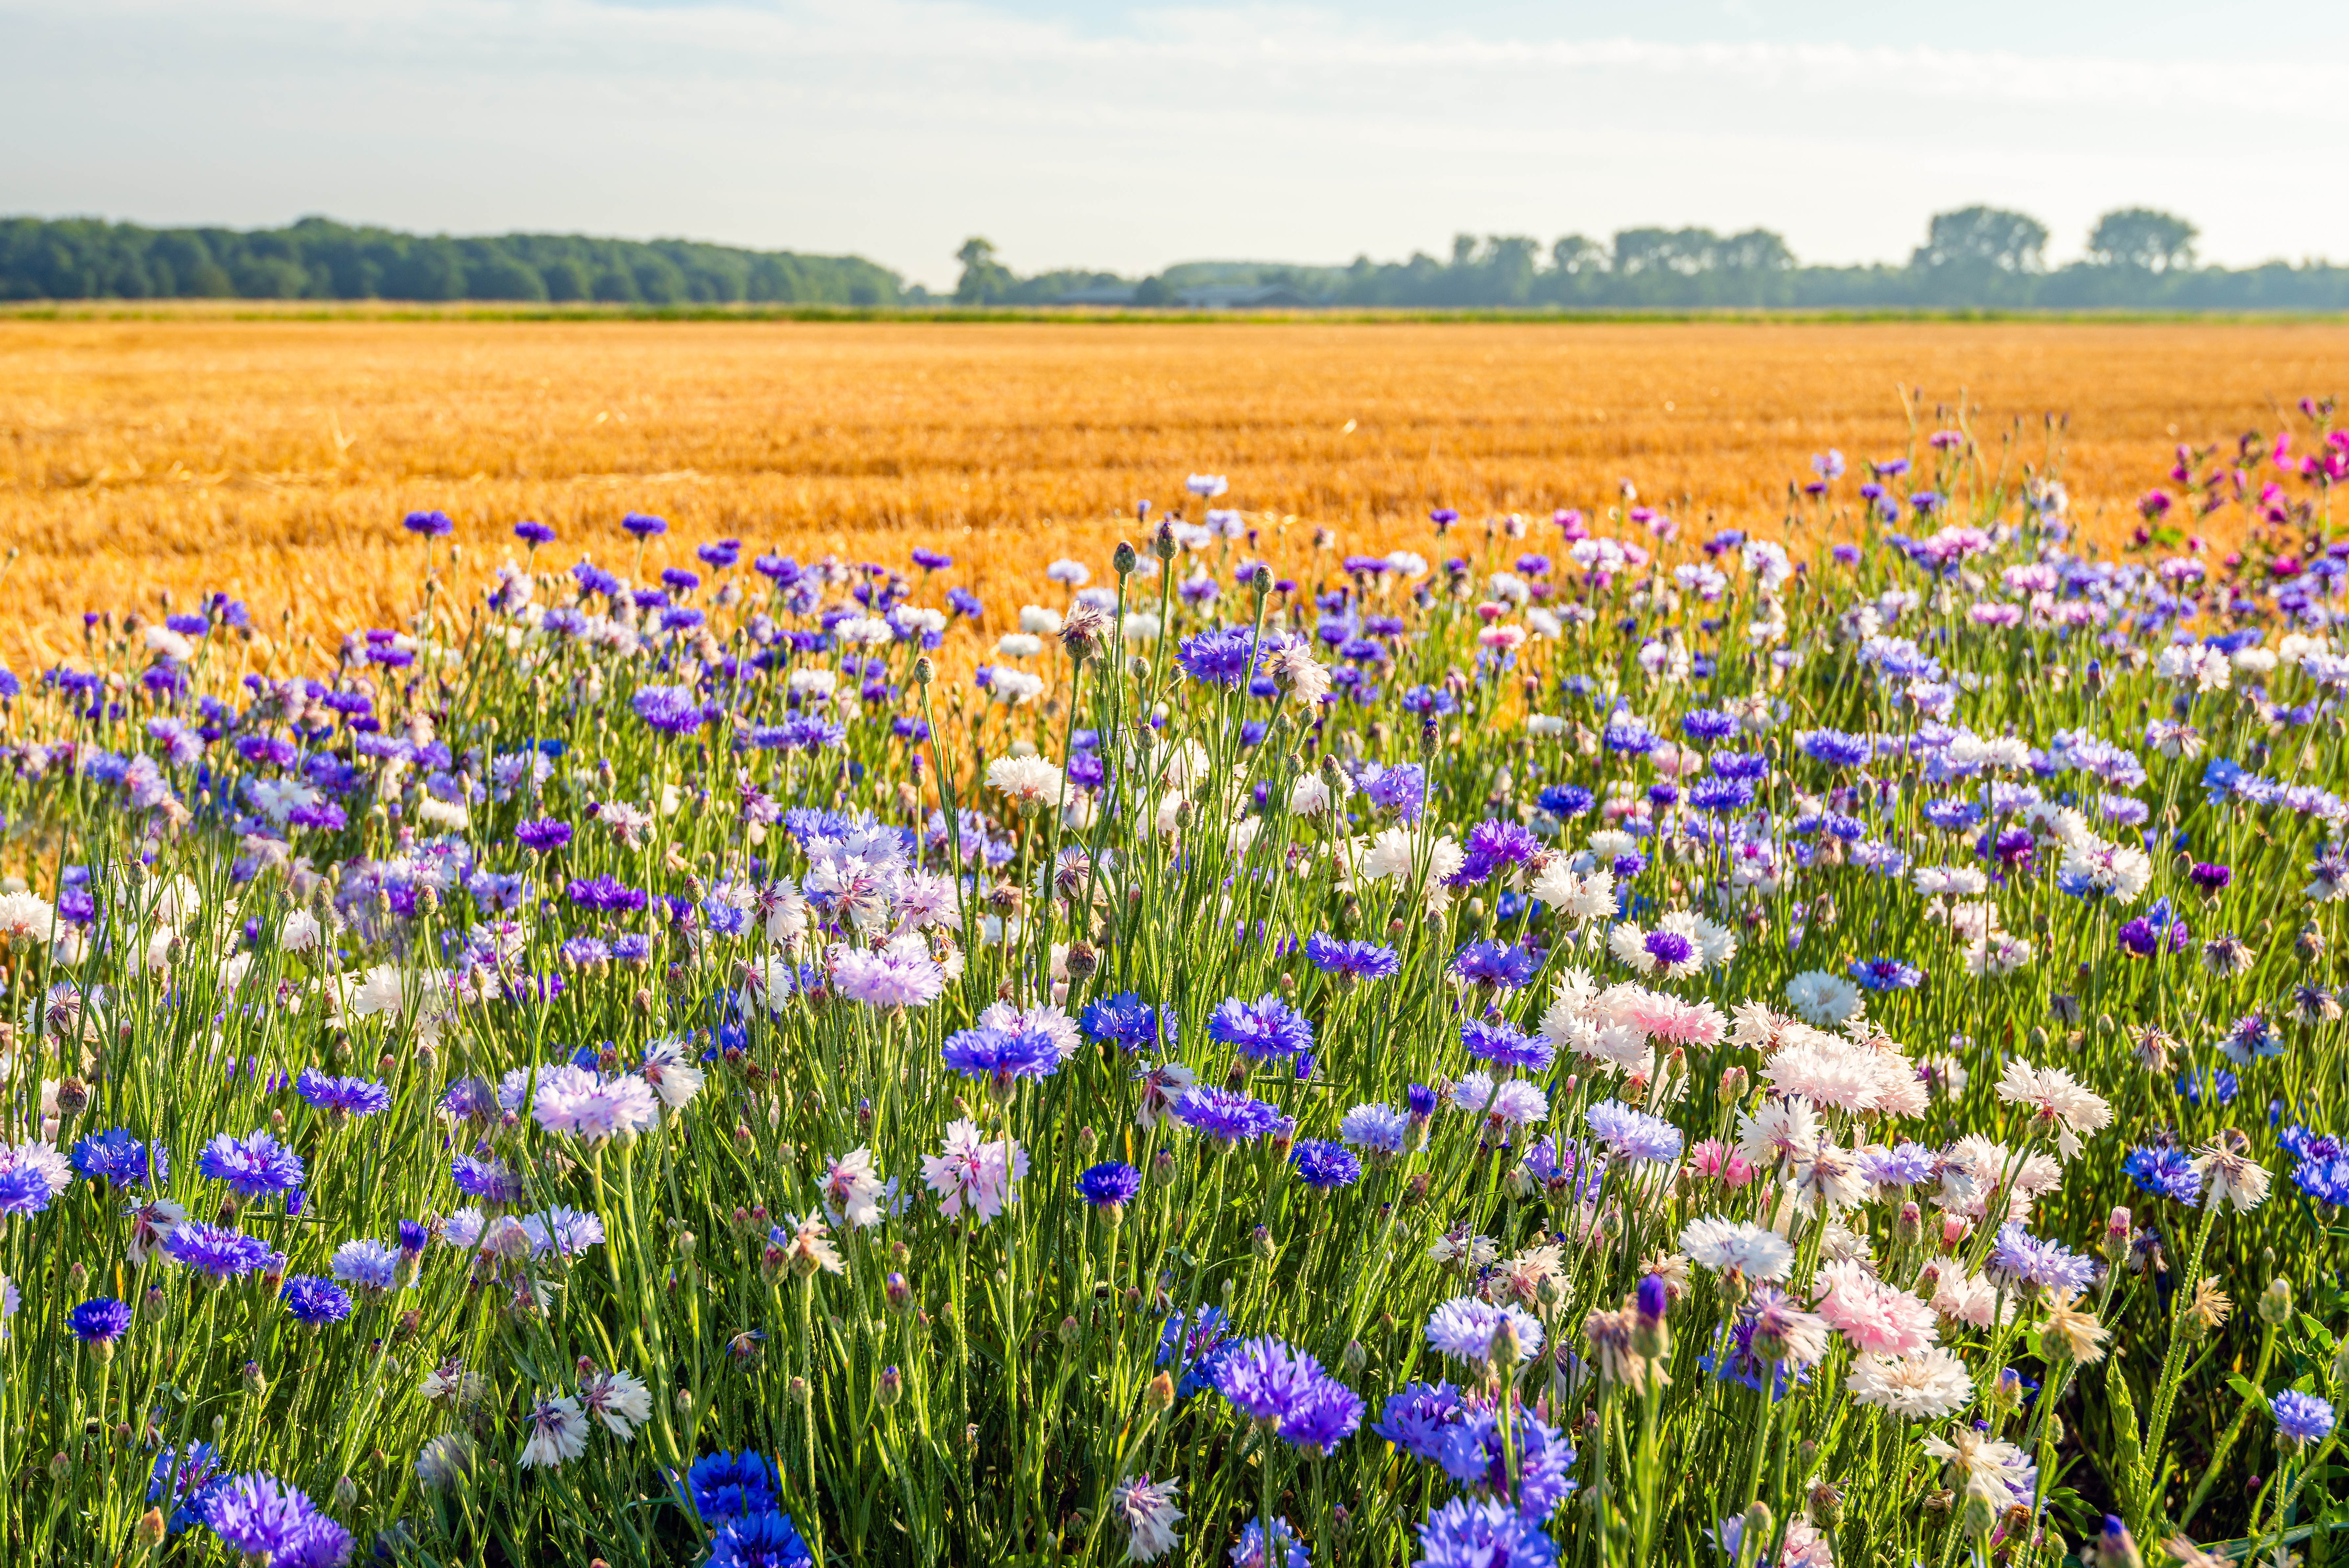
[2,314,2345,668]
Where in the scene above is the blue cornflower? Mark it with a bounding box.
[686,1451,780,1522]
[1172,1088,1284,1142]
[1685,777,1753,814]
[1230,1516,1309,1568]
[71,1128,164,1188]
[1799,728,1872,768]
[1416,1497,1560,1567]
[2177,1066,2239,1105]
[1080,992,1160,1052]
[1459,1018,1552,1072]
[68,1296,133,1345]
[1450,940,1538,993]
[1276,1371,1365,1453]
[1304,933,1400,983]
[2124,1145,2202,1205]
[196,1132,305,1201]
[1407,1083,1440,1120]
[708,1510,814,1568]
[621,511,669,538]
[1214,1336,1324,1423]
[1855,1143,1938,1191]
[1372,1380,1465,1462]
[294,1068,393,1119]
[1289,1139,1363,1191]
[1454,820,1541,885]
[150,1442,226,1533]
[1679,708,1738,744]
[1601,717,1657,755]
[1848,956,1922,992]
[1206,995,1314,1062]
[941,1024,1063,1085]
[1157,1307,1238,1399]
[1536,784,1594,818]
[281,1276,353,1327]
[1710,750,1769,782]
[1076,1162,1143,1210]
[202,1473,346,1565]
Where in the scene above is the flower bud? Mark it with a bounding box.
[788,1376,810,1406]
[47,1452,70,1481]
[2104,1206,2133,1262]
[2259,1276,2294,1326]
[2098,1515,2143,1568]
[242,1361,268,1398]
[1806,1482,1843,1530]
[914,657,935,687]
[1894,1202,1922,1247]
[1342,1339,1366,1373]
[677,1386,697,1416]
[332,1476,359,1511]
[134,1509,166,1553]
[885,1272,913,1313]
[1058,1315,1082,1346]
[1143,1372,1175,1411]
[1959,1481,1999,1538]
[1076,1126,1098,1158]
[1489,1316,1522,1368]
[877,1366,903,1408]
[1113,542,1138,576]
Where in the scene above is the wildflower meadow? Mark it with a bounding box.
[1,402,2346,1568]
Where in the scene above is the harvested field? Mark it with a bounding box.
[1,315,2342,662]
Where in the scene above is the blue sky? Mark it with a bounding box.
[4,0,2342,288]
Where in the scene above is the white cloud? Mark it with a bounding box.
[1,0,2340,285]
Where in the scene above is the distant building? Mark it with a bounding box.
[1053,285,1139,306]
[1169,284,1319,310]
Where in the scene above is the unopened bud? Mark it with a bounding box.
[677,1386,697,1416]
[332,1476,359,1511]
[1113,542,1139,576]
[1489,1317,1523,1368]
[877,1366,903,1408]
[134,1508,166,1552]
[1143,1372,1175,1411]
[1342,1339,1366,1373]
[2259,1276,2294,1325]
[1806,1482,1843,1530]
[1894,1202,1922,1247]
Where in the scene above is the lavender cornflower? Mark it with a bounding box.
[1987,1222,2098,1295]
[452,1154,527,1204]
[204,1474,346,1564]
[1799,729,1872,768]
[1584,1101,1683,1164]
[516,818,573,853]
[1361,762,1428,820]
[197,1132,305,1201]
[1213,1337,1324,1424]
[1276,1371,1365,1455]
[2273,1390,2337,1448]
[331,1238,401,1293]
[1339,1102,1410,1158]
[1175,628,1260,686]
[0,1162,54,1217]
[1416,1496,1560,1566]
[941,1024,1062,1086]
[1230,1516,1308,1568]
[1289,1139,1363,1191]
[1424,1297,1543,1365]
[1434,1408,1579,1522]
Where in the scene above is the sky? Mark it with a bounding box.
[4,0,2345,289]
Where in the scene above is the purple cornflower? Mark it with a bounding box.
[0,1162,56,1216]
[402,510,454,537]
[621,511,669,538]
[517,818,573,853]
[1643,930,1694,968]
[1435,1407,1579,1521]
[162,1222,271,1281]
[514,521,556,546]
[197,1132,305,1200]
[68,1296,133,1345]
[1416,1497,1560,1567]
[567,875,647,913]
[203,1473,342,1562]
[1680,708,1738,743]
[631,684,710,735]
[281,1275,354,1327]
[1157,1307,1239,1399]
[1076,1162,1143,1210]
[2188,861,2231,893]
[1212,1336,1323,1423]
[1276,1371,1365,1454]
[1459,1018,1552,1071]
[1686,777,1753,814]
[1453,820,1540,885]
[1172,1088,1283,1142]
[1206,995,1314,1062]
[1231,1517,1309,1568]
[1361,763,1428,820]
[451,1155,525,1204]
[910,547,952,570]
[1289,1139,1363,1191]
[1451,940,1539,993]
[295,1068,392,1119]
[1848,956,1922,992]
[1304,932,1400,983]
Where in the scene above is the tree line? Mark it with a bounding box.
[0,216,904,306]
[954,207,2349,311]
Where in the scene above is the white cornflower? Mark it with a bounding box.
[1994,1059,2112,1160]
[986,755,1065,808]
[1676,1216,1794,1282]
[1784,971,1864,1028]
[518,1394,589,1467]
[1109,1473,1184,1562]
[578,1368,652,1440]
[2191,1144,2271,1211]
[1845,1347,1973,1419]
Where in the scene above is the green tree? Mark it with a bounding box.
[1912,206,2048,274]
[954,238,1015,305]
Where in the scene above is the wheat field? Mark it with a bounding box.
[2,314,2344,666]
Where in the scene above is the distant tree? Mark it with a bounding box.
[1132,275,1171,307]
[1549,234,1607,274]
[1717,229,1794,272]
[541,258,593,302]
[1912,207,2049,274]
[2087,208,2197,272]
[954,238,1015,305]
